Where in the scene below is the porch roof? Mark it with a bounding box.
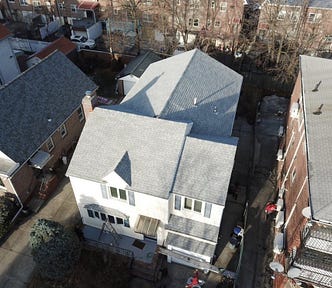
[134,215,159,238]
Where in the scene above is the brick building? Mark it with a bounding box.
[257,0,332,54]
[0,51,97,209]
[1,0,245,51]
[272,55,332,287]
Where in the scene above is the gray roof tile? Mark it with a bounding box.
[66,107,191,198]
[165,214,219,242]
[166,232,216,257]
[172,134,238,205]
[301,55,332,223]
[121,49,243,137]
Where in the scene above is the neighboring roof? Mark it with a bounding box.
[117,50,162,79]
[66,107,191,199]
[268,0,332,9]
[29,37,77,60]
[78,0,99,9]
[0,51,97,165]
[165,214,219,242]
[121,49,243,137]
[300,55,332,223]
[0,23,11,40]
[166,232,216,257]
[172,134,238,205]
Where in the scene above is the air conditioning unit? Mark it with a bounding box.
[278,187,285,198]
[277,149,284,161]
[290,102,300,118]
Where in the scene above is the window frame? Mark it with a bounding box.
[109,186,127,201]
[20,0,28,5]
[220,1,227,12]
[46,137,55,152]
[77,106,84,122]
[70,4,77,12]
[58,2,65,9]
[193,18,199,27]
[214,20,221,27]
[59,123,67,138]
[184,197,203,213]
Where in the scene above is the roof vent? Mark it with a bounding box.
[194,97,197,106]
[213,106,218,115]
[313,104,323,115]
[312,80,321,92]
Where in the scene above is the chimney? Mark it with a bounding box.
[82,90,97,119]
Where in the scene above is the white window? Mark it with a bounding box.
[142,0,152,5]
[193,18,199,27]
[77,106,84,122]
[290,11,299,22]
[176,0,180,5]
[211,0,215,8]
[113,8,119,15]
[70,4,77,12]
[220,2,227,12]
[215,20,221,27]
[46,137,55,152]
[20,0,28,5]
[325,35,332,42]
[184,197,202,213]
[189,0,200,9]
[308,13,321,23]
[109,186,127,200]
[291,167,296,183]
[142,12,153,22]
[58,3,65,9]
[59,124,67,138]
[277,10,286,20]
[33,0,41,6]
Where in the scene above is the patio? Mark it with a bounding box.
[82,225,157,264]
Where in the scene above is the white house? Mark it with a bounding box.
[0,24,21,86]
[66,49,243,267]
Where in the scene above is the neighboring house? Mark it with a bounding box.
[26,36,77,68]
[272,55,332,287]
[0,23,21,85]
[66,49,243,267]
[116,50,161,98]
[0,51,97,208]
[257,0,332,53]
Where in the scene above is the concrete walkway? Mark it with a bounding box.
[0,178,80,288]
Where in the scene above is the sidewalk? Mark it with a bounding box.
[0,178,80,288]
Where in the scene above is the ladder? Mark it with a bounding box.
[98,220,121,245]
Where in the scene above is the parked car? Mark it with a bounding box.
[70,35,96,49]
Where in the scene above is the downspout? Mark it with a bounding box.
[8,177,23,224]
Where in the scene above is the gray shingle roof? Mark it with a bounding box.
[172,134,238,205]
[0,51,97,166]
[166,232,216,257]
[268,0,332,9]
[165,214,219,242]
[121,49,243,137]
[300,55,332,223]
[66,107,191,198]
[117,50,162,78]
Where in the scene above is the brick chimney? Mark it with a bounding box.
[82,90,97,119]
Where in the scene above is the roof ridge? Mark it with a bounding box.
[158,49,197,117]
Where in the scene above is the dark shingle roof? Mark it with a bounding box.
[0,51,97,165]
[117,50,162,78]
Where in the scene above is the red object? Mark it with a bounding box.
[192,270,199,285]
[265,203,277,214]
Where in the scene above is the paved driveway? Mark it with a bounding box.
[0,178,80,288]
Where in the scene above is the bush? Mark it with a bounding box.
[0,196,16,239]
[30,219,81,280]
